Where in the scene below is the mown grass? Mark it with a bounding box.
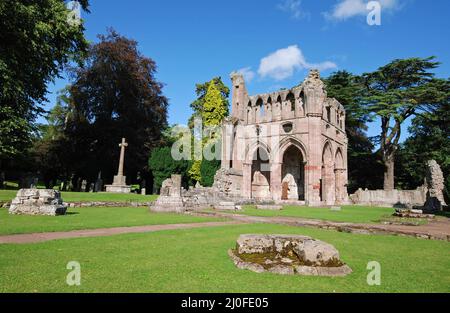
[0,189,157,202]
[228,205,395,224]
[0,223,448,293]
[0,207,222,235]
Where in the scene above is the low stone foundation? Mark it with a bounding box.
[151,173,253,213]
[350,187,427,208]
[229,234,352,276]
[67,201,153,208]
[255,205,283,210]
[9,189,67,216]
[104,184,131,193]
[214,201,241,210]
[393,208,435,219]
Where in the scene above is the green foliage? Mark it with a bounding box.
[61,29,169,184]
[200,159,220,187]
[0,107,32,158]
[202,81,229,127]
[324,71,383,191]
[234,205,394,224]
[149,147,189,190]
[396,102,450,199]
[361,57,449,189]
[188,160,202,183]
[190,77,230,117]
[0,223,449,292]
[187,78,229,182]
[200,159,221,187]
[0,0,89,160]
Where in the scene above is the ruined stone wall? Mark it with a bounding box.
[221,69,348,206]
[349,187,428,208]
[9,189,67,216]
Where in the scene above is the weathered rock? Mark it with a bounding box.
[9,189,67,216]
[230,234,351,276]
[296,239,340,266]
[237,235,274,254]
[214,201,238,210]
[423,160,447,212]
[393,208,435,219]
[150,175,185,212]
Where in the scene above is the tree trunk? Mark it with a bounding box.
[383,155,395,191]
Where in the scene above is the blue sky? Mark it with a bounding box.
[46,0,450,141]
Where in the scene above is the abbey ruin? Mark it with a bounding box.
[218,69,349,206]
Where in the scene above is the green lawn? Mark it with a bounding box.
[0,189,157,202]
[0,223,448,293]
[229,205,395,224]
[0,207,222,235]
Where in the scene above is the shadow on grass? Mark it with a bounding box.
[65,212,80,216]
[435,210,450,218]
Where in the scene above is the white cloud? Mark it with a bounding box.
[277,0,310,20]
[236,67,255,82]
[257,45,337,81]
[326,0,400,21]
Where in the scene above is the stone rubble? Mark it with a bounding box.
[230,234,352,276]
[9,189,67,216]
[422,160,447,212]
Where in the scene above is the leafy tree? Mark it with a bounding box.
[189,77,230,126]
[324,71,383,192]
[188,160,202,183]
[200,142,221,187]
[396,102,450,200]
[65,29,169,184]
[30,88,73,188]
[202,80,229,127]
[187,78,229,182]
[148,146,189,190]
[200,159,221,187]
[361,57,449,190]
[0,0,89,165]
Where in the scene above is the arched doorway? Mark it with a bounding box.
[281,145,305,200]
[335,149,345,203]
[251,147,271,200]
[321,142,335,205]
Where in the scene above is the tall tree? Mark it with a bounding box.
[396,102,450,200]
[361,57,448,190]
[149,146,190,191]
[0,0,89,165]
[187,78,229,184]
[65,29,169,184]
[324,71,383,192]
[188,77,230,128]
[31,88,73,188]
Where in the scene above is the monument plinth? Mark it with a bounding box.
[105,138,131,193]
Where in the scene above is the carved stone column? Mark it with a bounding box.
[242,163,252,199]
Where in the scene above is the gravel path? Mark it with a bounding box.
[0,221,245,244]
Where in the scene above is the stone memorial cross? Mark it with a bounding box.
[117,137,128,177]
